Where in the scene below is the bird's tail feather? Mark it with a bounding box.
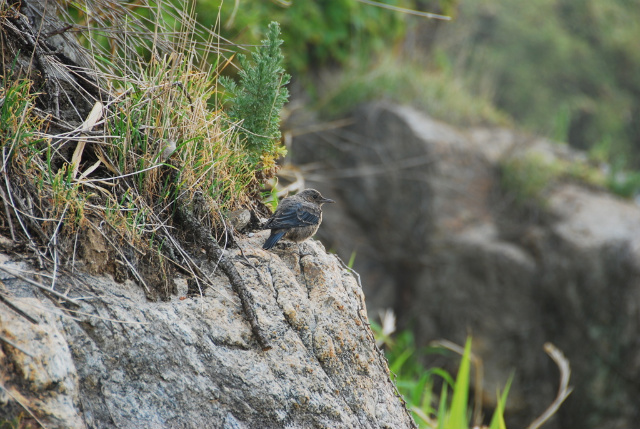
[263,231,286,250]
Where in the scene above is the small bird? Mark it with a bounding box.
[262,189,335,250]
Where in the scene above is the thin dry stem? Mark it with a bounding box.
[527,343,573,429]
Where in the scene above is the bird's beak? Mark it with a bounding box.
[321,198,335,204]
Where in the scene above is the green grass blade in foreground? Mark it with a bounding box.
[437,383,448,429]
[446,337,472,429]
[410,372,431,407]
[389,347,415,375]
[347,250,356,269]
[489,373,514,429]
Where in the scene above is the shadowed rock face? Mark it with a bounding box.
[291,102,640,429]
[0,235,415,429]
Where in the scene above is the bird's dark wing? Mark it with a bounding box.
[264,201,321,229]
[263,230,287,250]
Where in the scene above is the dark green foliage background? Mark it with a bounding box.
[196,0,410,74]
[438,0,640,167]
[198,0,640,171]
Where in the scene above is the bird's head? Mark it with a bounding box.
[298,189,335,205]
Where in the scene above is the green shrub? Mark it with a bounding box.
[500,152,608,206]
[500,154,562,206]
[220,22,290,166]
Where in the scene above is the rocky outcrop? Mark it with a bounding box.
[0,233,415,428]
[290,102,640,429]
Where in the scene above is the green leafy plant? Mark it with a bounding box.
[0,77,46,157]
[262,187,280,212]
[371,321,512,428]
[220,22,290,167]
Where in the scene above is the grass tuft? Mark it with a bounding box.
[372,319,512,429]
[500,151,609,207]
[0,0,286,297]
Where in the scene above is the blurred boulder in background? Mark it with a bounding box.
[290,102,640,429]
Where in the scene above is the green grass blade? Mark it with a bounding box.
[446,337,472,429]
[389,347,415,374]
[489,372,514,429]
[410,372,431,405]
[347,250,357,268]
[426,367,456,389]
[437,382,449,429]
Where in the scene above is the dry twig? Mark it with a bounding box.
[0,265,79,305]
[527,343,573,429]
[174,200,272,351]
[0,292,40,324]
